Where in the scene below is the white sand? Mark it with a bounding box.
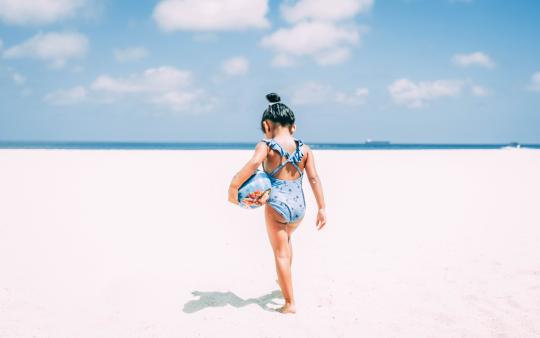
[1,148,539,338]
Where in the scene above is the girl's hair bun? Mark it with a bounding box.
[266,93,281,103]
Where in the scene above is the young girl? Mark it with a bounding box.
[227,92,327,314]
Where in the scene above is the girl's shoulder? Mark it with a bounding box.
[259,137,308,160]
[259,137,274,149]
[260,136,305,144]
[259,137,286,156]
[300,142,311,157]
[259,137,305,147]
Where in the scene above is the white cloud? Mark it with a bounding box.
[221,56,249,76]
[388,78,463,108]
[44,86,86,105]
[291,81,369,106]
[4,68,29,93]
[91,75,140,93]
[88,66,211,112]
[153,0,270,32]
[452,52,495,69]
[272,54,295,67]
[2,31,88,68]
[0,39,3,50]
[151,89,213,112]
[526,72,540,92]
[113,46,148,62]
[291,82,332,105]
[281,0,373,23]
[262,0,372,67]
[470,84,490,97]
[11,72,26,85]
[335,87,369,104]
[90,66,191,93]
[0,0,85,25]
[261,21,358,56]
[261,21,363,66]
[314,47,350,65]
[45,66,212,112]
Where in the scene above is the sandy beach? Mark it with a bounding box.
[1,148,539,338]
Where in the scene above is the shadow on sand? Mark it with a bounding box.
[183,289,284,313]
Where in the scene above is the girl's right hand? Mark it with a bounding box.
[316,208,327,230]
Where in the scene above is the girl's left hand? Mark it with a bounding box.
[228,186,239,205]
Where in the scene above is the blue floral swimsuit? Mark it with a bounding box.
[261,137,306,224]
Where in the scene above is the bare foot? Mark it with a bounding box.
[276,303,296,314]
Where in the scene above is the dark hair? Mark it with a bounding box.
[260,93,296,134]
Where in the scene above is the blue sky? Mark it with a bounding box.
[0,0,539,143]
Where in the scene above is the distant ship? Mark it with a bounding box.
[364,139,390,145]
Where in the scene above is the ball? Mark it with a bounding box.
[237,169,272,209]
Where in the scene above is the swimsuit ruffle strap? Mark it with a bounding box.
[291,138,304,163]
[261,138,288,157]
[261,137,305,177]
[260,137,304,162]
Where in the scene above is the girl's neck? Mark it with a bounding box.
[272,128,292,139]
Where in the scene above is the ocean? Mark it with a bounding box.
[0,142,539,150]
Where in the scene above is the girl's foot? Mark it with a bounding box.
[276,303,296,314]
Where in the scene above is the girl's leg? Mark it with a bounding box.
[265,205,301,314]
[285,215,303,267]
[275,226,296,285]
[286,221,299,267]
[289,236,293,267]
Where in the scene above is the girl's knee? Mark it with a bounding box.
[274,250,291,260]
[273,241,291,259]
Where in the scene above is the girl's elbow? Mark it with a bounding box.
[248,159,263,169]
[307,175,319,184]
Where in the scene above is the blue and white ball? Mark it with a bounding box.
[238,169,272,209]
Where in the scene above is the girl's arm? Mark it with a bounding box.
[228,142,269,205]
[304,145,327,229]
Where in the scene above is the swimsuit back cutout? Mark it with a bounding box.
[261,137,304,178]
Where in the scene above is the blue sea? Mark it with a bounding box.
[0,141,539,150]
